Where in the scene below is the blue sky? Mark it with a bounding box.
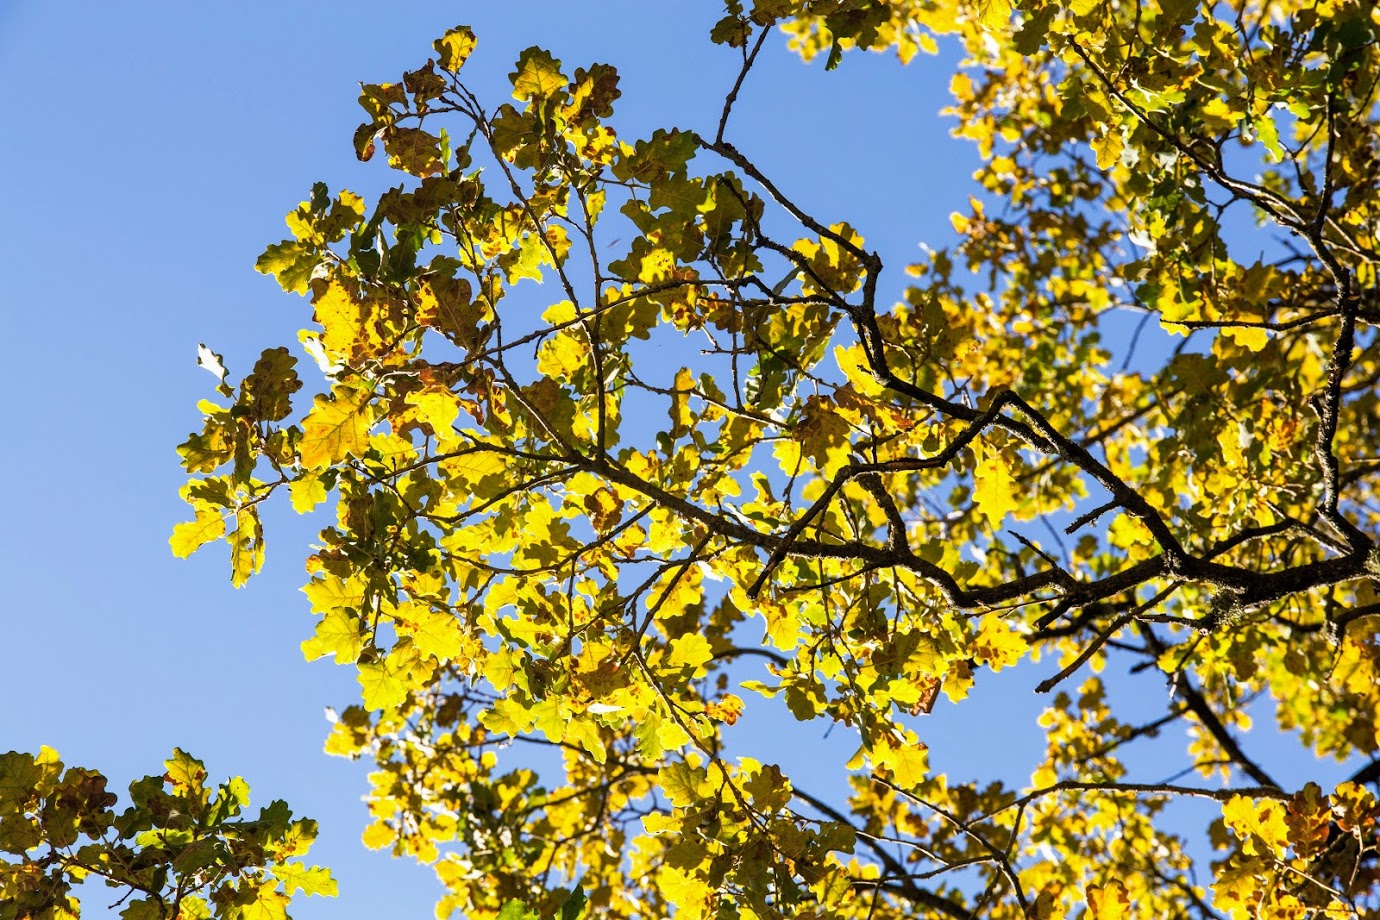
[0,3,1360,917]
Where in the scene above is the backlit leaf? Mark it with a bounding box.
[434,26,477,73]
[299,388,372,469]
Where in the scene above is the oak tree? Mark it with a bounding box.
[19,0,1380,917]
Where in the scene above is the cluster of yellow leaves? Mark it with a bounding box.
[167,2,1380,918]
[1215,783,1380,917]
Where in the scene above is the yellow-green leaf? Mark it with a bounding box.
[510,47,566,102]
[301,609,365,664]
[272,862,337,898]
[299,388,373,470]
[433,26,477,72]
[170,508,226,558]
[288,472,329,514]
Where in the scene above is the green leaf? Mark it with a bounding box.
[710,15,751,47]
[496,900,539,920]
[1012,6,1055,54]
[560,877,588,920]
[255,240,317,294]
[121,900,165,920]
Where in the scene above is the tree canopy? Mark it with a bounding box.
[9,0,1380,917]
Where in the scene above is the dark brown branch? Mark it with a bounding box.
[1065,499,1120,535]
[1137,624,1280,789]
[1348,757,1380,787]
[710,647,790,668]
[716,26,771,144]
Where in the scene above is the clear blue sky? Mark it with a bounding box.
[0,3,1356,917]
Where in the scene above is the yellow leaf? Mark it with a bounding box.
[163,748,208,797]
[657,720,692,751]
[438,446,507,490]
[669,633,714,671]
[301,609,365,664]
[300,388,373,469]
[402,605,464,662]
[312,281,367,361]
[834,343,885,397]
[705,694,744,725]
[236,885,290,920]
[659,758,711,807]
[302,574,366,613]
[670,367,695,436]
[1331,781,1378,832]
[1221,325,1268,352]
[1090,129,1124,169]
[1199,96,1243,131]
[384,127,444,177]
[360,822,395,850]
[973,617,1028,670]
[229,509,264,588]
[1085,881,1130,919]
[875,737,928,788]
[1212,862,1261,914]
[272,862,337,898]
[536,332,587,380]
[976,0,1014,30]
[481,696,537,736]
[405,387,461,434]
[358,652,411,711]
[973,449,1018,525]
[564,717,608,763]
[657,866,712,916]
[288,472,329,514]
[542,299,577,325]
[1216,424,1247,471]
[170,508,225,558]
[1030,888,1068,920]
[414,275,482,348]
[1223,794,1290,856]
[764,602,802,651]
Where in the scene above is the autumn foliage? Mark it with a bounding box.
[9,0,1380,917]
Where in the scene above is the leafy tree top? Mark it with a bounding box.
[161,1,1380,917]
